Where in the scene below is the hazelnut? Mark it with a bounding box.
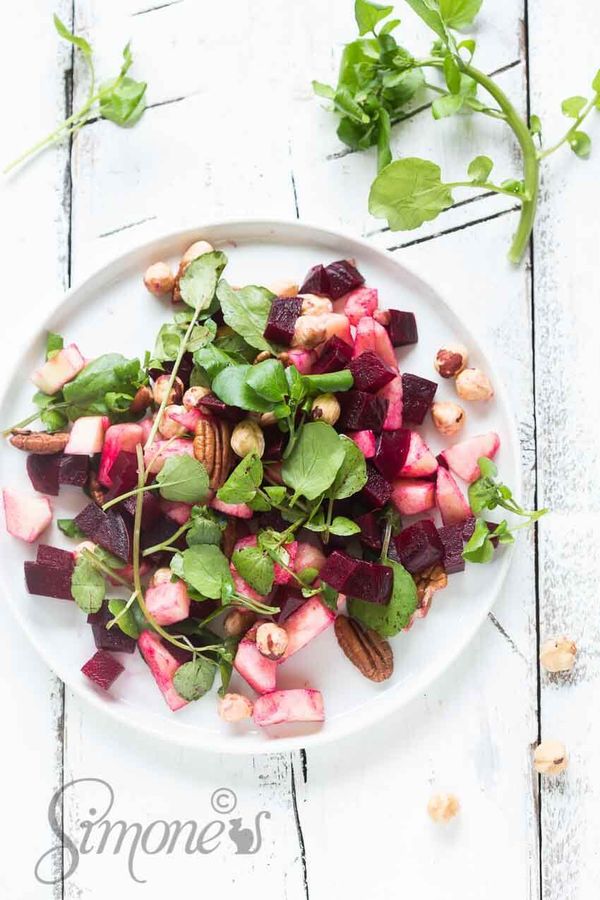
[292,315,328,349]
[533,740,568,776]
[427,793,460,823]
[182,385,211,410]
[434,343,468,378]
[540,636,577,673]
[143,261,175,296]
[455,367,494,401]
[158,405,188,439]
[152,374,184,407]
[266,279,300,298]
[223,608,257,637]
[373,308,391,326]
[256,622,289,660]
[253,350,273,364]
[431,401,466,436]
[129,384,153,415]
[230,419,265,458]
[300,293,333,316]
[74,540,97,559]
[218,692,254,722]
[150,567,173,587]
[180,240,214,269]
[260,411,278,427]
[311,393,341,426]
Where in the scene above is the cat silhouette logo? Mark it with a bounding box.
[211,789,271,855]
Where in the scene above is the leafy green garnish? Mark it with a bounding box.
[328,435,368,500]
[281,422,346,502]
[211,365,274,412]
[155,456,211,504]
[71,556,105,614]
[186,506,225,546]
[107,598,141,639]
[217,453,264,505]
[177,544,233,600]
[173,657,217,702]
[231,546,275,596]
[348,558,417,636]
[57,518,86,540]
[216,280,275,353]
[62,353,145,420]
[179,252,227,311]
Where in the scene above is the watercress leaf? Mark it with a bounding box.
[285,365,306,403]
[193,345,239,381]
[593,69,600,94]
[217,280,275,353]
[334,87,370,124]
[468,475,498,514]
[443,54,461,94]
[369,157,454,231]
[329,435,368,499]
[355,0,394,36]
[500,178,528,195]
[173,657,216,702]
[46,332,64,359]
[187,506,225,546]
[380,17,401,34]
[247,359,289,402]
[348,558,417,636]
[301,370,354,395]
[568,130,591,159]
[438,0,482,29]
[462,518,495,563]
[467,154,493,182]
[57,518,86,540]
[432,92,464,118]
[62,353,144,420]
[478,456,497,478]
[99,76,147,127]
[212,329,256,362]
[281,422,346,501]
[529,114,542,137]
[180,251,227,312]
[264,485,287,505]
[329,516,362,537]
[377,107,392,172]
[248,493,271,512]
[107,598,141,639]
[93,547,125,570]
[71,557,105,614]
[312,80,336,100]
[403,0,448,41]
[156,455,210,503]
[53,14,92,60]
[211,365,274,412]
[232,547,275,596]
[297,566,319,586]
[179,544,233,600]
[561,95,587,118]
[320,583,339,612]
[41,408,69,432]
[217,453,263,504]
[457,37,476,59]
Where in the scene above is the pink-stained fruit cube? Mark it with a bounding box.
[160,499,192,525]
[284,348,316,374]
[234,624,278,694]
[144,438,195,474]
[280,596,335,661]
[253,689,325,727]
[439,432,500,483]
[399,431,438,479]
[64,416,107,455]
[138,631,189,711]
[323,313,353,346]
[3,488,52,542]
[353,317,398,370]
[293,541,327,576]
[343,287,378,325]
[31,343,86,395]
[436,467,472,525]
[81,650,124,691]
[346,429,377,458]
[210,497,253,519]
[145,579,191,626]
[378,375,403,430]
[98,423,144,486]
[391,479,436,516]
[167,405,205,433]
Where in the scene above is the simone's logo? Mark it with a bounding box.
[35,779,271,885]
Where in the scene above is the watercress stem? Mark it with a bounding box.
[81,549,133,590]
[102,482,160,512]
[142,521,191,557]
[538,94,598,159]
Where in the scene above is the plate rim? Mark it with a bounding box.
[0,217,520,755]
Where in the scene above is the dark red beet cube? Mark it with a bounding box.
[338,391,388,432]
[320,552,392,604]
[359,463,392,509]
[325,260,365,299]
[311,336,353,374]
[198,392,245,422]
[272,585,306,623]
[387,310,418,347]
[374,428,411,481]
[59,454,89,487]
[36,544,75,570]
[87,603,136,653]
[349,351,396,393]
[320,551,360,592]
[24,561,73,600]
[391,520,444,574]
[121,491,162,529]
[357,512,383,552]
[264,297,302,345]
[74,503,132,562]
[437,523,466,574]
[26,453,61,495]
[81,650,124,691]
[140,514,186,553]
[462,516,477,541]
[401,373,438,425]
[103,451,138,501]
[299,264,330,296]
[263,426,285,460]
[189,598,219,619]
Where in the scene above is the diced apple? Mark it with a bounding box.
[64,416,107,455]
[293,542,327,576]
[253,689,325,727]
[210,497,253,519]
[343,287,379,325]
[31,343,86,395]
[346,429,376,458]
[160,499,192,524]
[323,313,353,346]
[138,631,188,712]
[378,374,403,430]
[399,431,438,478]
[440,432,500,483]
[391,479,436,515]
[145,579,191,626]
[234,625,278,694]
[280,596,335,661]
[3,488,52,542]
[98,423,144,486]
[436,467,472,526]
[353,317,398,370]
[283,349,316,374]
[144,438,195,474]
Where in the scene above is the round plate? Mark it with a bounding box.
[0,220,519,754]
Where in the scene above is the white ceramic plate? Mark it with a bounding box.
[0,220,519,754]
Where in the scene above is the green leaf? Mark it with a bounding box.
[57,518,86,540]
[217,280,274,353]
[403,0,448,41]
[320,583,339,612]
[313,80,336,100]
[53,14,92,59]
[193,345,239,381]
[173,657,216,702]
[355,0,394,35]
[334,87,370,124]
[41,408,69,432]
[529,114,542,137]
[467,154,493,182]
[377,107,392,172]
[329,435,368,500]
[179,251,227,312]
[187,506,225,546]
[62,353,145,420]
[438,0,482,29]
[264,485,287,505]
[217,453,263,505]
[369,157,454,231]
[46,332,64,360]
[178,544,233,600]
[380,17,401,34]
[232,547,275,596]
[71,557,105,614]
[107,598,141,639]
[462,518,495,563]
[561,95,587,118]
[301,370,354,395]
[592,69,600,93]
[211,365,274,412]
[247,359,289,402]
[156,455,210,503]
[281,422,346,501]
[99,76,147,127]
[348,559,417,636]
[432,92,464,118]
[568,130,591,158]
[328,516,362,537]
[443,54,461,94]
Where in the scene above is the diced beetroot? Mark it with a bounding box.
[439,432,500,483]
[264,297,303,345]
[325,259,365,299]
[210,497,253,519]
[198,392,245,422]
[234,625,278,694]
[391,479,436,516]
[353,317,398,370]
[323,313,353,346]
[98,423,144,486]
[379,374,403,430]
[399,431,438,479]
[263,427,286,460]
[25,561,73,599]
[346,429,376,458]
[145,579,191,626]
[343,287,378,325]
[293,541,327,576]
[160,499,192,525]
[140,514,185,553]
[74,503,131,561]
[254,689,325,726]
[386,310,418,347]
[349,351,396,393]
[338,391,387,432]
[81,650,124,691]
[311,335,353,374]
[374,429,411,480]
[121,491,162,529]
[360,463,392,508]
[437,523,467,574]
[26,453,61,495]
[280,596,335,661]
[391,520,444,574]
[436,468,471,525]
[144,438,194,474]
[37,544,74,570]
[31,343,86,395]
[320,550,360,592]
[320,551,392,604]
[59,454,89,487]
[275,587,306,623]
[64,416,107,455]
[3,489,52,542]
[462,516,477,540]
[284,349,316,374]
[167,406,204,433]
[87,603,136,653]
[357,512,383,552]
[138,631,188,711]
[401,373,438,425]
[299,264,330,296]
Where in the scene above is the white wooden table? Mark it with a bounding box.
[0,1,597,897]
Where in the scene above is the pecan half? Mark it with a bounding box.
[334,615,393,682]
[193,417,233,489]
[413,565,448,617]
[9,431,69,454]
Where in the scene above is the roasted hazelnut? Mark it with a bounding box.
[158,405,188,439]
[540,637,577,673]
[182,385,211,410]
[292,315,328,349]
[223,608,257,637]
[266,279,300,298]
[427,793,460,823]
[230,419,265,458]
[143,261,175,296]
[150,568,173,588]
[256,622,289,660]
[152,374,184,407]
[311,393,341,426]
[534,740,568,776]
[300,293,333,316]
[218,693,254,722]
[373,308,391,327]
[129,384,153,415]
[431,401,466,436]
[180,240,214,268]
[455,367,494,401]
[74,540,98,559]
[259,411,278,427]
[434,343,468,378]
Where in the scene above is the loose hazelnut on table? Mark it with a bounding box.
[300,293,333,316]
[230,419,265,458]
[256,622,288,660]
[218,693,254,723]
[292,315,328,349]
[143,261,175,296]
[455,367,494,401]
[434,343,468,378]
[311,393,341,426]
[533,740,568,776]
[427,793,460,823]
[540,636,577,673]
[431,401,466,436]
[183,385,211,410]
[152,374,184,406]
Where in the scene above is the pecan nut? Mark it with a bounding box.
[413,564,448,618]
[193,417,233,489]
[9,431,70,454]
[334,615,393,682]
